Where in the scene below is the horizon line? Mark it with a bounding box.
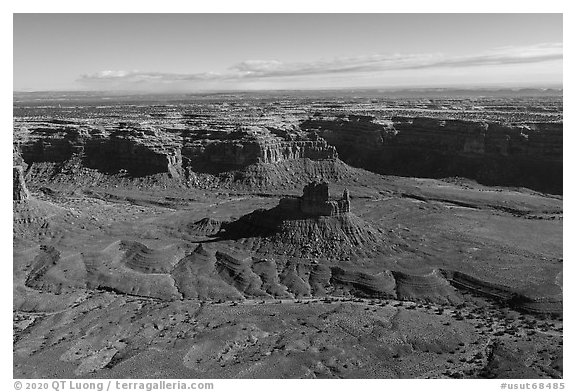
[13,84,564,95]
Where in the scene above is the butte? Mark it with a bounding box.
[215,180,386,258]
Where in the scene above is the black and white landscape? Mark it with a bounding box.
[13,13,563,379]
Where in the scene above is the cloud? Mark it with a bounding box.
[78,42,562,86]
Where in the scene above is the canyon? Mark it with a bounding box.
[13,91,563,379]
[14,93,562,194]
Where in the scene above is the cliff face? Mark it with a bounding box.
[82,130,184,178]
[13,166,30,202]
[391,117,489,154]
[301,115,394,155]
[14,120,339,188]
[13,148,30,202]
[180,126,336,174]
[302,115,563,194]
[17,124,184,178]
[278,181,350,217]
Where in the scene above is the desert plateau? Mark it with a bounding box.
[13,90,563,379]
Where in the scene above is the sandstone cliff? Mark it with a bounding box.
[302,115,562,194]
[14,120,342,190]
[13,166,30,202]
[13,148,30,202]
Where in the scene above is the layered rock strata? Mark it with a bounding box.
[301,114,563,194]
[13,148,30,202]
[13,166,30,202]
[14,120,339,188]
[24,240,561,313]
[217,182,384,257]
[278,181,350,217]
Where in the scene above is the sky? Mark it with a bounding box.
[13,13,563,92]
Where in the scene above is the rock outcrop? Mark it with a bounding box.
[217,182,387,257]
[13,166,30,202]
[13,148,30,202]
[14,119,342,189]
[301,115,563,194]
[182,126,336,172]
[26,241,560,310]
[278,181,350,217]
